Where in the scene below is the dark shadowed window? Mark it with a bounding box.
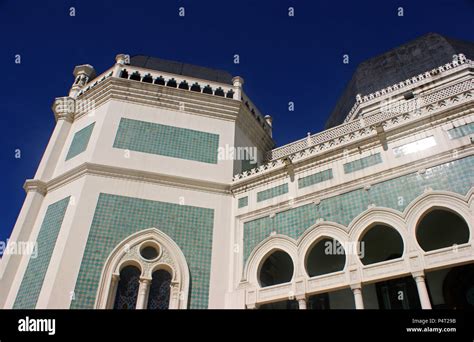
[130,71,141,81]
[142,74,153,83]
[416,209,469,251]
[259,250,294,287]
[306,238,346,277]
[359,225,403,265]
[154,76,165,85]
[113,266,140,310]
[147,270,172,310]
[203,85,213,94]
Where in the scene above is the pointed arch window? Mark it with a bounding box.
[95,228,190,309]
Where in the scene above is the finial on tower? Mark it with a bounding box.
[115,54,129,65]
[264,115,273,137]
[232,76,244,100]
[264,115,272,127]
[306,132,312,146]
[69,64,96,97]
[113,53,130,77]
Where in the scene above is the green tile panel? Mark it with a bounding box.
[14,197,70,308]
[298,169,333,189]
[244,156,474,263]
[238,196,248,208]
[65,123,95,160]
[70,193,214,309]
[447,122,474,139]
[343,153,382,174]
[113,118,219,164]
[257,183,289,202]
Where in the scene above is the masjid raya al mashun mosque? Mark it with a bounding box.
[0,33,473,310]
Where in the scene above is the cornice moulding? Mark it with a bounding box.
[74,78,242,123]
[35,163,232,196]
[346,54,473,122]
[72,77,274,153]
[232,104,474,191]
[236,146,474,223]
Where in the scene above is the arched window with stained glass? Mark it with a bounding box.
[147,270,172,310]
[113,265,141,309]
[96,228,190,309]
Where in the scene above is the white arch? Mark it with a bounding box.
[95,228,190,309]
[117,259,143,274]
[243,234,298,287]
[404,190,473,251]
[297,222,350,277]
[240,190,474,305]
[348,207,408,265]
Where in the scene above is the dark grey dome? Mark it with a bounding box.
[129,55,233,85]
[325,33,474,129]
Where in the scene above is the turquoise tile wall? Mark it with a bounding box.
[257,183,289,202]
[298,169,333,189]
[238,196,248,208]
[343,153,382,173]
[14,197,70,308]
[70,193,214,309]
[66,123,95,160]
[243,156,474,263]
[113,118,219,164]
[447,122,474,139]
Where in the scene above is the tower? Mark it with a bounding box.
[0,54,273,309]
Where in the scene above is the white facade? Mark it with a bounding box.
[0,51,473,310]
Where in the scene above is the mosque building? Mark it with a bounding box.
[1,33,473,309]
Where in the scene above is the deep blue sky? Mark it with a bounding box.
[0,0,473,243]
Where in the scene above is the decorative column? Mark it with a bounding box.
[297,296,307,310]
[34,97,75,181]
[169,282,181,309]
[413,272,432,309]
[113,54,128,78]
[245,289,257,310]
[351,284,364,309]
[69,64,96,98]
[136,278,152,309]
[232,76,244,101]
[264,115,273,138]
[106,273,120,309]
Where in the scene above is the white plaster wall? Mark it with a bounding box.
[0,190,44,307]
[53,100,237,184]
[2,178,84,308]
[52,104,109,179]
[233,123,265,176]
[20,174,233,309]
